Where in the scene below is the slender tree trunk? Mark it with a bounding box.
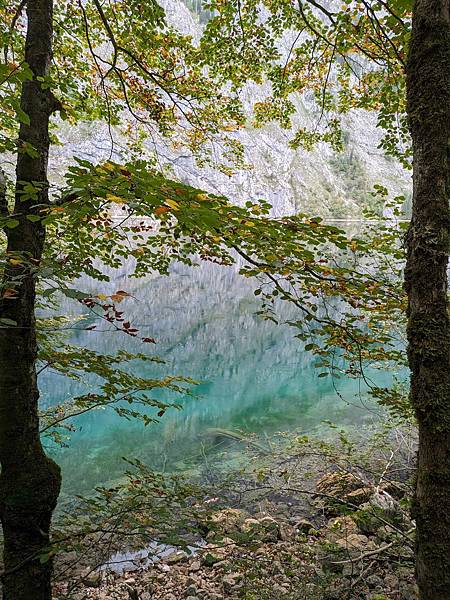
[405,1,450,598]
[0,1,61,599]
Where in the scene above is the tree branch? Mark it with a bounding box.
[329,527,415,564]
[3,0,28,62]
[0,169,8,221]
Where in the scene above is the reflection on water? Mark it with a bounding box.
[40,259,387,496]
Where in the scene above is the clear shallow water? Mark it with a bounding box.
[39,259,389,497]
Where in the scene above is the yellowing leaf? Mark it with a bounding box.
[97,293,108,300]
[306,220,319,228]
[165,199,180,211]
[106,194,126,204]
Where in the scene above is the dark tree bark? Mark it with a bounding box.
[405,0,450,598]
[0,1,61,599]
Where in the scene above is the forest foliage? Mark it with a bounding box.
[5,1,448,599]
[0,0,412,433]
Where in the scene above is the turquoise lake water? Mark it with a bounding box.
[39,259,389,496]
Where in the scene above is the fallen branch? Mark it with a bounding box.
[329,527,415,565]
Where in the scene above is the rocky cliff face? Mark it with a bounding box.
[159,0,411,217]
[49,0,411,218]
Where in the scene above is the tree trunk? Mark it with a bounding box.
[0,1,61,599]
[405,1,450,598]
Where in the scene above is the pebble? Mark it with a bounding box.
[366,574,384,588]
[222,572,241,592]
[83,572,102,588]
[165,551,188,565]
[158,564,171,573]
[400,582,419,599]
[185,584,198,596]
[294,518,315,534]
[189,560,201,572]
[384,573,399,588]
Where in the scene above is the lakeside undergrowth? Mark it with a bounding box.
[50,419,418,599]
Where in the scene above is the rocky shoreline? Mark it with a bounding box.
[54,446,418,600]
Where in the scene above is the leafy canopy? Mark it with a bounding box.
[0,0,411,441]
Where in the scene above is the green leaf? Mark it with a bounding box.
[15,106,30,126]
[4,219,20,229]
[0,318,17,327]
[62,288,91,300]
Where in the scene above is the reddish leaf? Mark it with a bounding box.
[111,294,125,303]
[2,288,18,298]
[155,206,170,215]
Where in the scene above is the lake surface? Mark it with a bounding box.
[39,258,389,497]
